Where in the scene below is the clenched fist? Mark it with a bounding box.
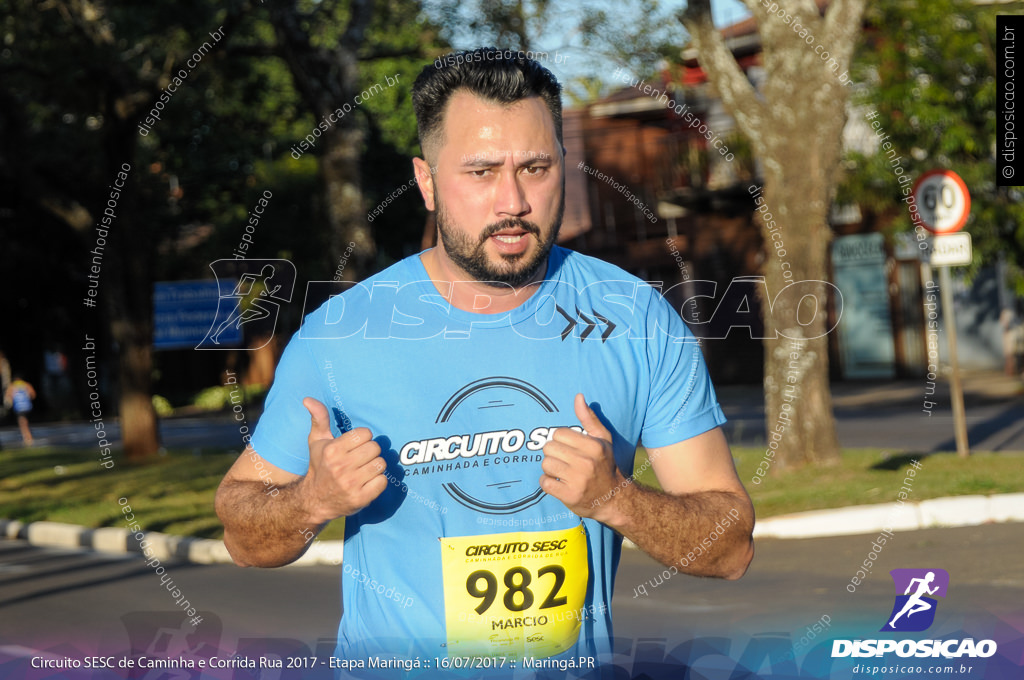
[299,397,387,524]
[540,393,626,524]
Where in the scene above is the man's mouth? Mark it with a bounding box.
[491,231,527,244]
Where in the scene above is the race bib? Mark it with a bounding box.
[440,524,589,660]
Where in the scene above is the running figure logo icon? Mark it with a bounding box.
[881,568,950,632]
[198,259,296,350]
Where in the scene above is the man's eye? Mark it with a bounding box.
[522,166,547,176]
[470,169,492,177]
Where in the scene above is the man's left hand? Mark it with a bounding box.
[540,393,626,523]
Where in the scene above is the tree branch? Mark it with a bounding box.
[224,44,281,60]
[679,0,765,146]
[358,46,425,62]
[340,0,375,49]
[36,191,94,232]
[0,103,93,232]
[46,0,116,48]
[270,1,340,110]
[822,0,868,68]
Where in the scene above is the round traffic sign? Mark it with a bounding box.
[911,169,971,234]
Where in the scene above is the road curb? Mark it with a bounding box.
[4,493,1023,565]
[750,492,1024,539]
[0,518,343,566]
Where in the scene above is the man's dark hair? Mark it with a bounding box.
[412,47,563,160]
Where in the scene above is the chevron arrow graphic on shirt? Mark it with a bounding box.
[555,304,577,341]
[595,311,616,342]
[576,308,598,341]
[554,305,616,342]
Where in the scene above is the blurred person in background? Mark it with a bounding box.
[5,374,36,445]
[0,350,9,449]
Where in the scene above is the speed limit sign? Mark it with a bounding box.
[912,169,971,234]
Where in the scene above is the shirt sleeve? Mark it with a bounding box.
[249,333,330,476]
[639,288,727,448]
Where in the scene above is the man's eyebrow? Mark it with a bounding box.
[458,151,553,167]
[460,155,506,167]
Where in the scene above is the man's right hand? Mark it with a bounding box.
[300,397,388,524]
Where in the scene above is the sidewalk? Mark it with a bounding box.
[713,368,1024,452]
[831,368,1023,409]
[716,368,1024,411]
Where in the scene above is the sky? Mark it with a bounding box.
[713,0,752,27]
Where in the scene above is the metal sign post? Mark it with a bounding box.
[913,169,972,458]
[937,265,969,457]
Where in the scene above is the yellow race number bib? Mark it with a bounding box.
[440,524,589,660]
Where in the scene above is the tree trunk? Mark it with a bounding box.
[758,154,842,469]
[115,322,160,459]
[271,0,377,281]
[682,0,867,470]
[105,104,160,460]
[244,335,279,388]
[322,116,376,282]
[105,208,161,460]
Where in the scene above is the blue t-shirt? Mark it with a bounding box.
[10,383,32,414]
[250,246,726,676]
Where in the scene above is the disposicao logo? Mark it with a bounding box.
[832,568,998,659]
[882,568,949,632]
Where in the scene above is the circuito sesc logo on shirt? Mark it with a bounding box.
[398,377,580,515]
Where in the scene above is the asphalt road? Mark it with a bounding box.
[1,524,1021,678]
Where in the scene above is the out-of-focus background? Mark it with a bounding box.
[1,1,1023,678]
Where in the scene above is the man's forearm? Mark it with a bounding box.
[601,485,754,579]
[215,478,324,568]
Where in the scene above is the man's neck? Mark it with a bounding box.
[419,248,549,315]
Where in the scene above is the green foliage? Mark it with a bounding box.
[152,395,175,417]
[573,0,685,81]
[838,0,1024,291]
[131,3,327,279]
[425,0,551,52]
[563,75,609,106]
[1,0,446,419]
[0,446,238,539]
[192,383,266,411]
[723,132,756,182]
[635,447,1024,518]
[358,0,449,266]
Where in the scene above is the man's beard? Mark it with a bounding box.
[434,188,564,289]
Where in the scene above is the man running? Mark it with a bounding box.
[216,48,754,675]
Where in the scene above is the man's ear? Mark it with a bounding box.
[412,157,436,211]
